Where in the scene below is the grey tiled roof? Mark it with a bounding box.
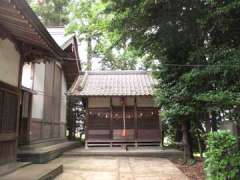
[68,71,157,96]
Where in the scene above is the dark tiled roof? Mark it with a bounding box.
[69,71,157,96]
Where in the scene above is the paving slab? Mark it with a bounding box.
[50,156,188,180]
[1,164,63,180]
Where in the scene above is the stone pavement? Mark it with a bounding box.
[1,164,63,180]
[50,156,188,180]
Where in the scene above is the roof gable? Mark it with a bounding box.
[47,27,81,88]
[0,0,66,61]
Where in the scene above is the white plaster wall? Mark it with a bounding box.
[60,73,67,123]
[31,63,45,119]
[22,63,33,89]
[0,38,20,86]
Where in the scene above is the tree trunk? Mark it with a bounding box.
[67,97,76,141]
[211,111,218,131]
[182,119,194,162]
[86,37,92,70]
[235,107,240,150]
[205,112,211,133]
[175,123,182,142]
[196,130,203,158]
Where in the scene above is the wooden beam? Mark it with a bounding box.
[0,81,19,95]
[3,22,38,36]
[11,31,41,41]
[15,37,47,48]
[0,1,18,10]
[0,7,24,19]
[0,133,17,142]
[0,5,21,15]
[0,13,28,24]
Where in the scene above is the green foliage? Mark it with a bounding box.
[28,0,69,26]
[105,0,240,158]
[205,131,240,180]
[66,0,140,70]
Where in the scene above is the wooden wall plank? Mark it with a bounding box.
[0,82,18,165]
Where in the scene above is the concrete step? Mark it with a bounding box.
[63,147,183,159]
[19,138,67,150]
[1,164,63,180]
[18,141,79,163]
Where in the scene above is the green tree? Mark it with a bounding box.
[106,0,205,160]
[66,0,140,70]
[66,0,109,70]
[27,0,69,26]
[106,0,240,160]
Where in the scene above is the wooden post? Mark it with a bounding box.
[85,98,89,149]
[110,97,113,147]
[16,55,24,151]
[123,97,126,136]
[134,97,138,147]
[27,93,33,145]
[158,109,163,147]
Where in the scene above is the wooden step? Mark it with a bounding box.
[1,164,63,180]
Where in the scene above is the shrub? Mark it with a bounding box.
[205,131,240,180]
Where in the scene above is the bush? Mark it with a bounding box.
[205,131,240,180]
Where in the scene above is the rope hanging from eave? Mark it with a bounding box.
[121,97,127,137]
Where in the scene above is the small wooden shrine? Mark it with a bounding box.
[69,71,162,147]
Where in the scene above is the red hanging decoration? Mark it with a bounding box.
[121,129,127,137]
[121,97,127,137]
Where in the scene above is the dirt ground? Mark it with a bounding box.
[175,159,204,180]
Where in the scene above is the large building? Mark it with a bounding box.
[69,71,162,148]
[0,0,80,175]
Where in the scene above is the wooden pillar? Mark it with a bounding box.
[16,55,24,150]
[110,97,113,147]
[85,98,89,149]
[122,97,126,136]
[134,97,138,147]
[26,92,32,145]
[158,109,163,147]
